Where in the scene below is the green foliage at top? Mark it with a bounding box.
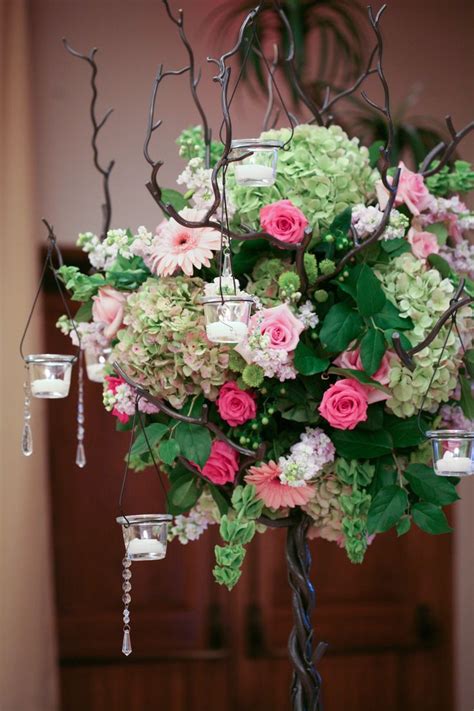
[425,160,474,196]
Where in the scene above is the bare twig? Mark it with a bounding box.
[420,115,474,177]
[63,39,115,241]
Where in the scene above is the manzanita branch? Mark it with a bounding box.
[419,115,474,177]
[63,39,115,241]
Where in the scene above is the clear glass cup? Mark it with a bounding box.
[116,514,173,561]
[25,354,76,399]
[85,345,112,383]
[230,139,283,187]
[426,430,474,477]
[201,295,254,344]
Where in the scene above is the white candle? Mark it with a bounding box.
[435,450,473,475]
[206,320,248,343]
[30,378,70,399]
[127,538,166,559]
[235,164,275,186]
[86,362,106,383]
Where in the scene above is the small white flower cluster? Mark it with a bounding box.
[278,428,336,488]
[352,204,408,241]
[177,156,236,215]
[246,320,297,381]
[56,317,109,355]
[169,506,215,544]
[440,241,474,280]
[103,381,158,418]
[440,404,473,431]
[297,300,319,329]
[77,228,134,270]
[129,226,154,260]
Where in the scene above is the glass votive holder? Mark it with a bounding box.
[230,139,283,187]
[25,354,76,399]
[116,514,173,561]
[426,430,474,477]
[85,345,112,383]
[201,295,254,344]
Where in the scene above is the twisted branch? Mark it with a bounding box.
[420,115,474,177]
[63,39,115,241]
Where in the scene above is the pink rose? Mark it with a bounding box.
[257,304,304,352]
[201,441,239,485]
[260,199,309,245]
[319,378,369,430]
[333,345,394,404]
[376,161,434,215]
[217,381,257,427]
[92,286,127,339]
[407,228,440,261]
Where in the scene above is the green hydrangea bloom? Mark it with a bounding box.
[304,253,318,284]
[242,364,265,388]
[114,276,230,408]
[377,253,471,417]
[228,124,377,236]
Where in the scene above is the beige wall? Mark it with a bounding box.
[30,1,474,709]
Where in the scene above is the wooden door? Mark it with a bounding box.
[44,250,453,711]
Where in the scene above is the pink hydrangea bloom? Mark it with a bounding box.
[245,461,315,509]
[318,378,369,430]
[260,199,309,245]
[201,441,239,485]
[217,381,257,427]
[148,208,221,276]
[333,345,394,404]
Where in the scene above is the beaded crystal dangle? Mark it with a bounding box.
[75,350,86,468]
[21,372,33,457]
[121,557,132,656]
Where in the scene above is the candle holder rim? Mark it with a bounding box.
[199,294,255,305]
[230,138,284,150]
[25,353,77,364]
[116,514,173,526]
[426,429,474,439]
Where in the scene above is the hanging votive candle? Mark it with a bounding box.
[85,345,112,383]
[116,514,172,561]
[426,430,474,477]
[201,273,254,344]
[231,139,283,187]
[25,354,76,399]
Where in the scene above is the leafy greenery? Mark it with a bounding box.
[367,485,408,534]
[320,302,364,352]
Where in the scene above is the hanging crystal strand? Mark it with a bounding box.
[75,350,86,468]
[121,557,132,656]
[21,372,33,457]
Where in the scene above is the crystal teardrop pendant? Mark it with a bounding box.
[122,628,132,656]
[75,443,86,468]
[21,422,33,457]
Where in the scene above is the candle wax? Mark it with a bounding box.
[235,164,275,186]
[206,320,248,344]
[30,378,70,399]
[86,363,106,383]
[435,456,472,475]
[127,538,166,560]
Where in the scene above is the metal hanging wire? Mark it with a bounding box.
[118,396,169,524]
[19,220,81,360]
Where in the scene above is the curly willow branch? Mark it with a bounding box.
[63,39,115,241]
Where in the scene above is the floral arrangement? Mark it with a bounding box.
[58,123,474,590]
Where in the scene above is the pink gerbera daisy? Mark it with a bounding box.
[148,208,221,277]
[245,461,314,509]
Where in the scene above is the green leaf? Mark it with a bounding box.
[459,375,474,420]
[328,367,391,394]
[329,207,352,236]
[331,429,393,459]
[74,300,93,322]
[427,253,452,278]
[175,423,211,468]
[169,474,200,510]
[464,349,474,379]
[405,463,459,506]
[158,439,181,465]
[425,222,448,245]
[208,484,230,516]
[373,301,413,331]
[161,188,188,213]
[367,485,408,534]
[384,329,412,351]
[130,423,169,457]
[368,140,385,168]
[356,264,386,317]
[320,302,364,352]
[294,341,329,376]
[360,328,385,376]
[396,517,411,537]
[281,403,320,423]
[412,503,452,534]
[357,404,384,431]
[380,238,410,255]
[383,415,426,448]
